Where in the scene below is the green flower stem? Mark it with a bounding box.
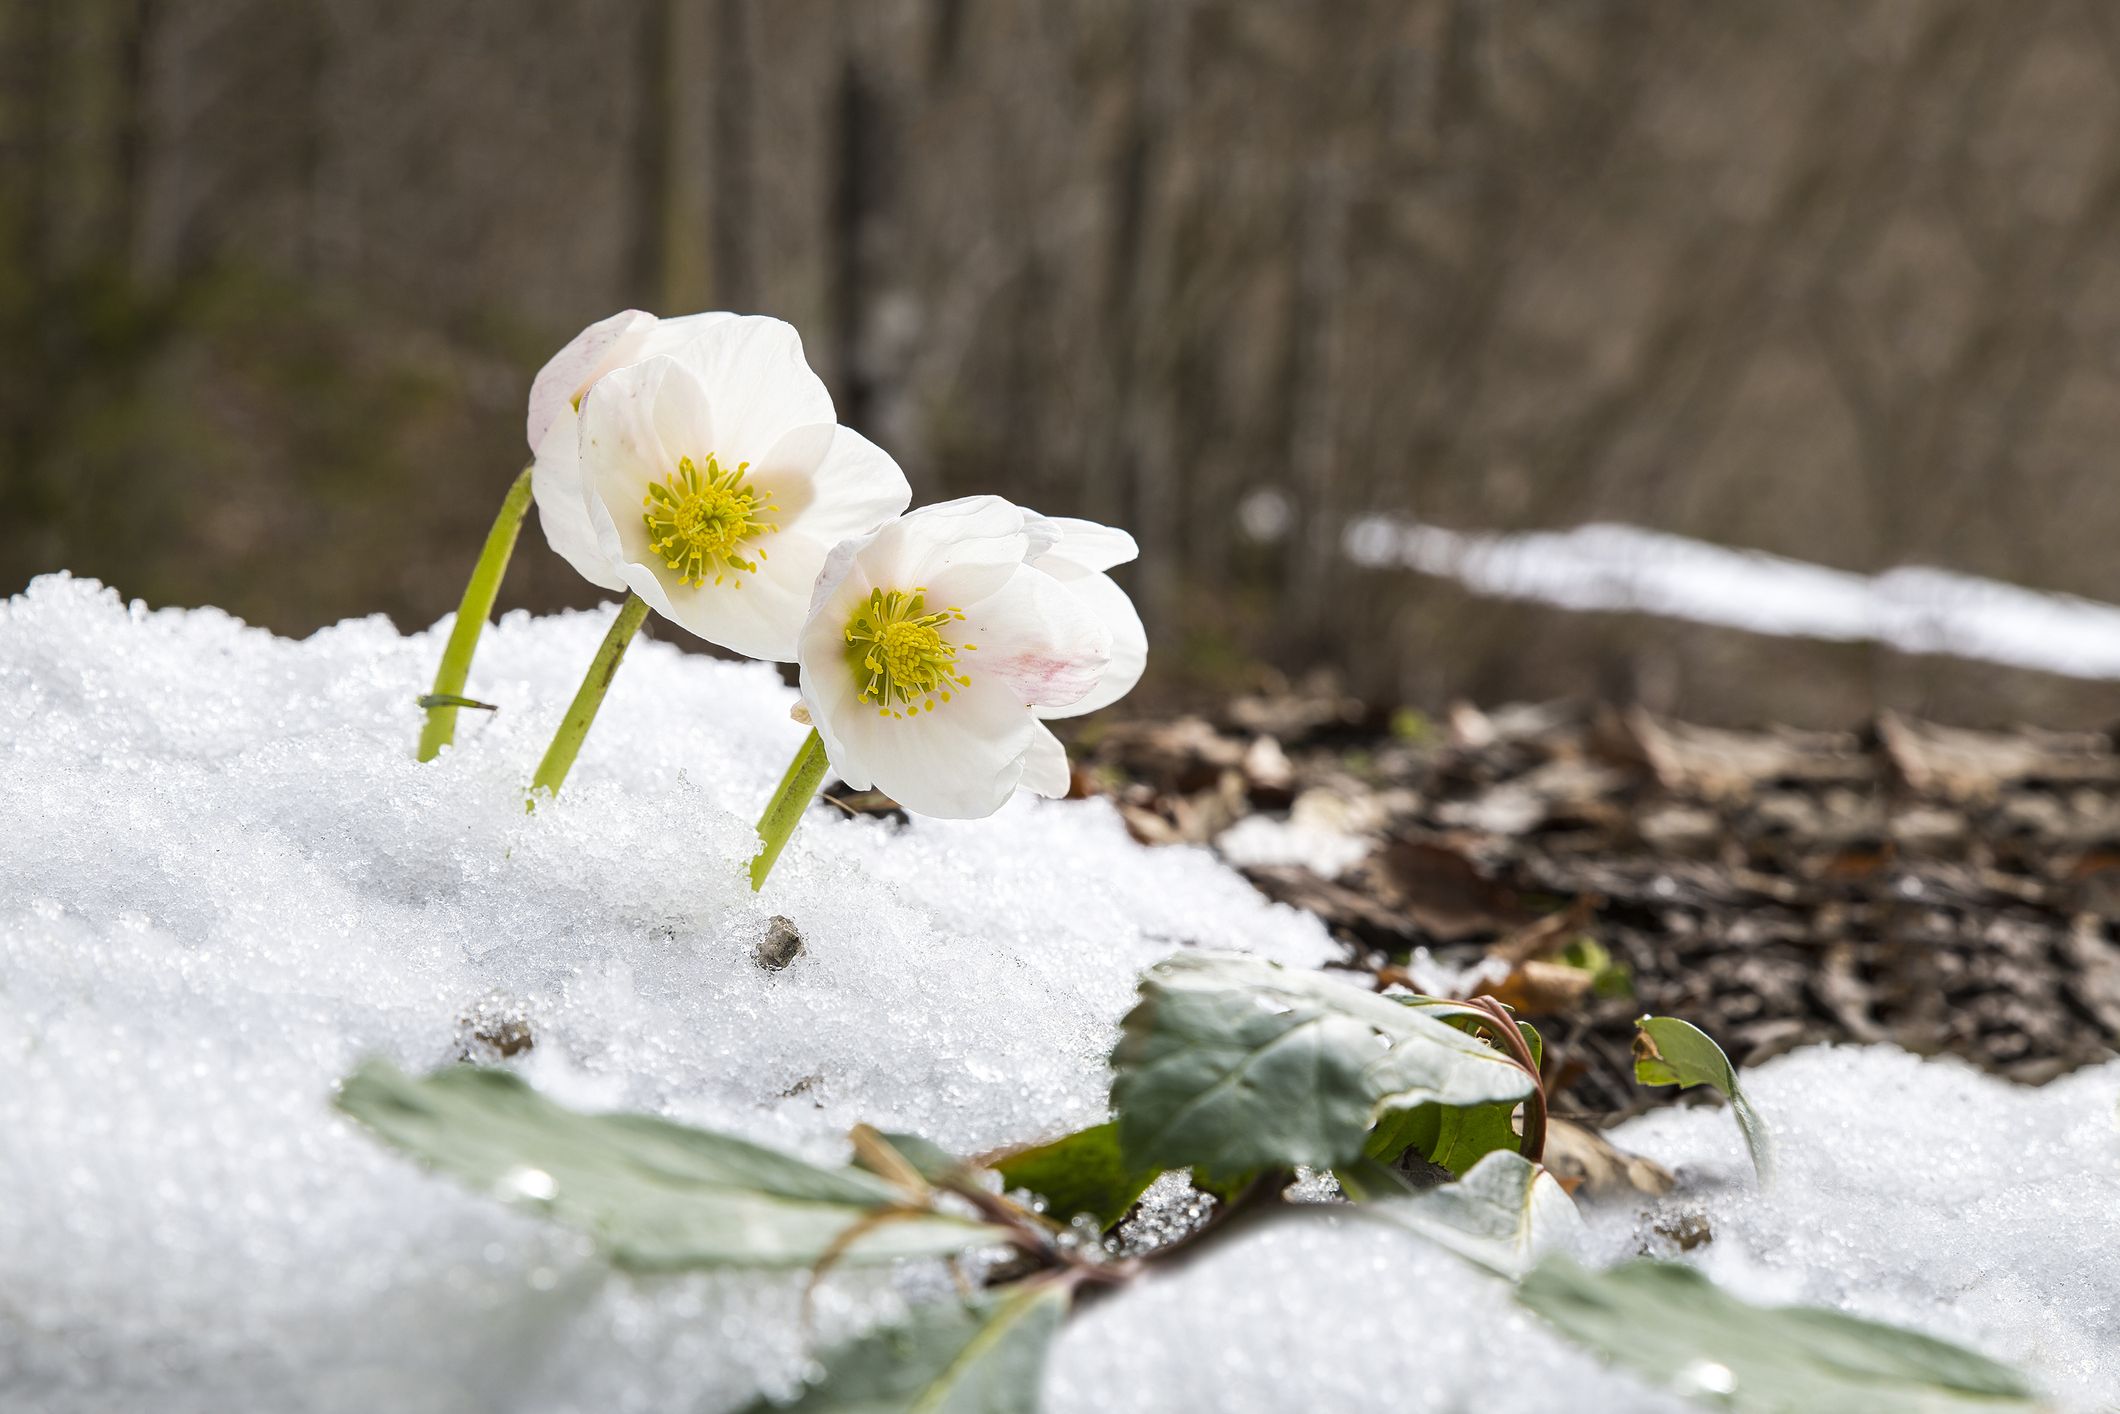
[750,728,830,891]
[418,464,536,762]
[528,593,652,802]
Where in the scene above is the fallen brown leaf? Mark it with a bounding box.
[1542,1117,1675,1200]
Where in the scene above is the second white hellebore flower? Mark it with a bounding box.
[796,497,1148,819]
[533,312,911,661]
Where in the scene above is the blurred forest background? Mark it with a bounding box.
[8,0,2120,726]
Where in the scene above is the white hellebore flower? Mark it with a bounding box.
[797,496,1148,819]
[529,311,911,661]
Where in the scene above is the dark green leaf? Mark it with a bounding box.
[1519,1259,2040,1411]
[1363,1096,1520,1174]
[747,1280,1072,1413]
[991,1122,1159,1230]
[416,693,499,711]
[1633,1016,1774,1185]
[337,1062,1005,1270]
[1111,954,1533,1188]
[1362,1016,1538,1174]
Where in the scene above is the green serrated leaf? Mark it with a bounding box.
[747,1280,1072,1414]
[1110,954,1533,1188]
[1359,1150,1584,1280]
[1519,1259,2041,1412]
[1633,1016,1774,1186]
[990,1122,1159,1230]
[337,1062,1006,1270]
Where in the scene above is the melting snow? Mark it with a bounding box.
[1345,515,2120,680]
[2,573,2113,1411]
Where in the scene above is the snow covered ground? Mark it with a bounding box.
[2,573,2114,1411]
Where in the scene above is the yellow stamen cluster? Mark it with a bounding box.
[844,588,978,718]
[642,454,778,588]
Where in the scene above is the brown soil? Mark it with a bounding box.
[1070,690,2120,1118]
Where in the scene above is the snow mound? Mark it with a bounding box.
[1587,1046,2120,1409]
[0,574,1329,1411]
[1052,1047,2120,1412]
[2,574,2112,1411]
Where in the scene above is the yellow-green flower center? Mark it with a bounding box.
[642,454,778,588]
[845,588,977,718]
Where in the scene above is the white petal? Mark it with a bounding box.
[822,673,1036,819]
[1034,567,1146,718]
[605,531,819,664]
[791,425,914,545]
[526,310,745,452]
[1033,515,1140,575]
[632,310,739,362]
[529,406,627,591]
[859,497,1033,608]
[960,564,1111,711]
[797,565,877,787]
[579,362,678,598]
[578,354,685,502]
[803,527,880,631]
[662,316,834,463]
[526,309,656,451]
[1020,723,1072,798]
[673,527,827,662]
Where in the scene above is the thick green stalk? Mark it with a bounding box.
[528,593,652,801]
[418,465,536,761]
[750,728,830,890]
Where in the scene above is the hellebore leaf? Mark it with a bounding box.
[1518,1259,2041,1412]
[337,1062,1006,1270]
[1357,1150,1584,1280]
[1367,1016,1543,1175]
[1633,1016,1774,1186]
[745,1280,1072,1414]
[1364,1096,1521,1175]
[991,1122,1160,1230]
[1110,954,1534,1188]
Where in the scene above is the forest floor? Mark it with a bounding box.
[1052,684,2120,1123]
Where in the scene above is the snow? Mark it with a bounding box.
[3,572,2113,1412]
[0,574,1330,1412]
[1215,811,1371,879]
[1588,1047,2120,1408]
[1344,515,2120,680]
[1055,1048,2120,1413]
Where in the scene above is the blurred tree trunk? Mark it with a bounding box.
[1112,0,1187,642]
